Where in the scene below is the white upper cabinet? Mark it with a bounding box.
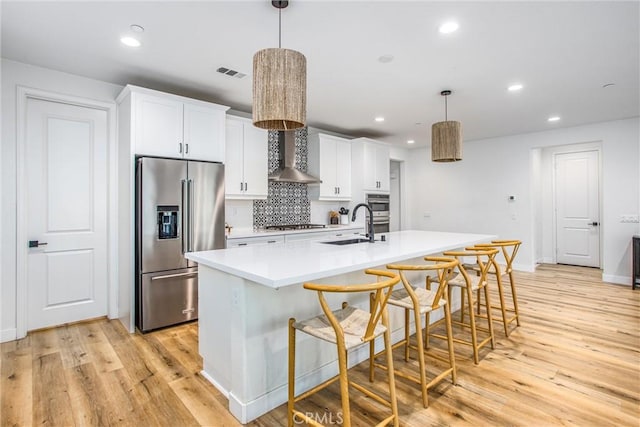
[308,133,352,200]
[121,85,228,162]
[225,116,268,199]
[351,138,391,193]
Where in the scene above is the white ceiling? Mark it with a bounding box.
[2,1,639,147]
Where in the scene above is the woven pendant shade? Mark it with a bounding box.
[431,120,462,162]
[253,48,306,130]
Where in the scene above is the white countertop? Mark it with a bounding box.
[226,224,363,239]
[186,230,495,289]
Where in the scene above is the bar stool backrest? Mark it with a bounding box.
[476,240,521,274]
[303,269,400,343]
[386,257,459,310]
[443,247,499,285]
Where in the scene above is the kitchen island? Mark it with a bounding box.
[186,230,495,423]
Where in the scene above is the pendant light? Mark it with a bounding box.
[431,90,462,162]
[253,0,306,131]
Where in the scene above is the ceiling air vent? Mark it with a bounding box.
[217,67,247,79]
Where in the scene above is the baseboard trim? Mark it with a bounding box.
[602,274,632,286]
[200,370,229,398]
[513,262,536,273]
[1,328,17,343]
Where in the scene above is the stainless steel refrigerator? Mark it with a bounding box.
[135,157,225,332]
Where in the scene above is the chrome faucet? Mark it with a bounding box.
[352,203,375,243]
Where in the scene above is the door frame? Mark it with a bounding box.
[16,86,118,339]
[551,145,603,266]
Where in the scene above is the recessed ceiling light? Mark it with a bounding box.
[375,117,385,122]
[407,140,415,144]
[130,24,144,33]
[508,84,524,92]
[548,116,561,122]
[378,54,394,64]
[439,21,459,34]
[121,36,141,47]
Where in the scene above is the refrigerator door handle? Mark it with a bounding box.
[181,179,187,254]
[150,272,198,281]
[188,179,194,252]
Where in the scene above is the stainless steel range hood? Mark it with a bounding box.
[269,131,322,184]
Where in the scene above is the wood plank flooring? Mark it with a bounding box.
[1,264,639,426]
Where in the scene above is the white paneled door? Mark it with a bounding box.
[25,98,108,330]
[555,150,600,267]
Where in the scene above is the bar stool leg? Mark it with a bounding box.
[484,282,496,348]
[288,318,296,427]
[494,268,510,337]
[336,341,351,427]
[382,309,399,427]
[466,285,480,365]
[444,303,457,384]
[460,286,466,323]
[404,308,410,361]
[369,293,375,382]
[413,309,429,408]
[508,270,521,326]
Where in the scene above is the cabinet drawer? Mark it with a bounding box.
[227,235,285,247]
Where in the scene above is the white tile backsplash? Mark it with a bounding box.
[225,199,254,229]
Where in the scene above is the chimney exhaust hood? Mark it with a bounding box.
[268,131,322,184]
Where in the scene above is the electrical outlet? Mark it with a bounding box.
[620,214,640,223]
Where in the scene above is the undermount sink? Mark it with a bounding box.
[321,238,372,245]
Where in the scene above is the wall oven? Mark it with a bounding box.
[366,193,390,233]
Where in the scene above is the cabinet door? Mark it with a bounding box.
[224,118,245,197]
[183,104,225,162]
[335,140,352,199]
[362,143,379,191]
[318,137,338,198]
[375,145,390,192]
[242,124,268,198]
[134,94,183,157]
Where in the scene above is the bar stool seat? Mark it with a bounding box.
[293,305,387,350]
[388,286,446,313]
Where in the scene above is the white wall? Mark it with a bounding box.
[1,59,122,341]
[405,117,640,283]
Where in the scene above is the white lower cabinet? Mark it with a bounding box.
[226,235,285,248]
[284,229,361,242]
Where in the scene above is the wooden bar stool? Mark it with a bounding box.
[370,257,458,408]
[428,248,498,364]
[288,269,401,427]
[474,240,522,337]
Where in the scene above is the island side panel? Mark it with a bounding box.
[198,266,233,395]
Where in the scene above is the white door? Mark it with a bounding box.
[555,150,600,267]
[25,98,108,330]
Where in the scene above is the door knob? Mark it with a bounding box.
[589,221,600,226]
[28,240,48,248]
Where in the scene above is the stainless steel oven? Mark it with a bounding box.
[366,193,390,233]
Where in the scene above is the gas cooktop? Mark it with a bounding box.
[265,224,327,231]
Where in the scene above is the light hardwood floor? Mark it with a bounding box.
[1,264,639,426]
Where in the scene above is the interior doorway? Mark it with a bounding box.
[390,160,402,231]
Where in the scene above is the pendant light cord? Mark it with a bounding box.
[278,6,282,48]
[445,94,448,121]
